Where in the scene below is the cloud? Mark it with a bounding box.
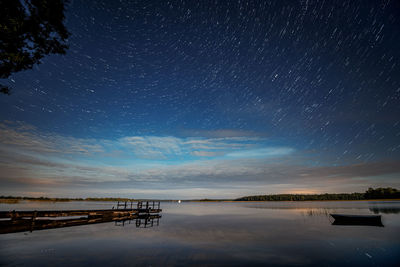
[299,161,400,179]
[0,122,274,160]
[0,121,104,155]
[226,147,294,158]
[120,136,184,159]
[191,151,222,157]
[1,121,399,198]
[181,129,263,138]
[119,134,270,159]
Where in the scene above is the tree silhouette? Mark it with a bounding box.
[0,0,70,94]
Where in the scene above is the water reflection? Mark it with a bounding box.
[330,214,384,227]
[0,214,161,234]
[331,219,384,227]
[299,208,331,217]
[369,207,400,214]
[115,215,160,228]
[1,201,399,266]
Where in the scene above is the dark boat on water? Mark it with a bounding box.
[330,214,383,227]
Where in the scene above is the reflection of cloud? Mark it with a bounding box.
[127,204,330,266]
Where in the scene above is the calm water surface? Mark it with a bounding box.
[0,201,399,266]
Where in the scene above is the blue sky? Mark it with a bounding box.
[0,0,400,198]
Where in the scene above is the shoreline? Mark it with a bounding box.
[1,198,400,204]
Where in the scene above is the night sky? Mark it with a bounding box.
[1,0,400,199]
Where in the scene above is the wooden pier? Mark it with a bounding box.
[0,201,161,220]
[0,201,162,234]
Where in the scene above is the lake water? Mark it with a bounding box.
[0,201,399,266]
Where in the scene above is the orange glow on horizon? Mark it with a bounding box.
[285,190,320,195]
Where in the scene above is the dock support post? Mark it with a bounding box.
[32,210,37,221]
[11,210,17,221]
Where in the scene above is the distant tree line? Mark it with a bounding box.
[235,193,365,201]
[235,187,400,201]
[1,187,399,202]
[364,187,400,199]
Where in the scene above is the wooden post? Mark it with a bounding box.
[32,210,37,221]
[11,210,17,221]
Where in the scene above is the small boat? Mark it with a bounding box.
[330,214,383,227]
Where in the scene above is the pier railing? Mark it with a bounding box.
[115,201,161,211]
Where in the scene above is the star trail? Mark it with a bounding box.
[0,0,399,198]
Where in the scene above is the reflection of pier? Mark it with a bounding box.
[0,201,162,234]
[115,215,160,228]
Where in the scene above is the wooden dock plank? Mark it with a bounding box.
[0,214,161,234]
[0,201,162,220]
[0,209,162,218]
